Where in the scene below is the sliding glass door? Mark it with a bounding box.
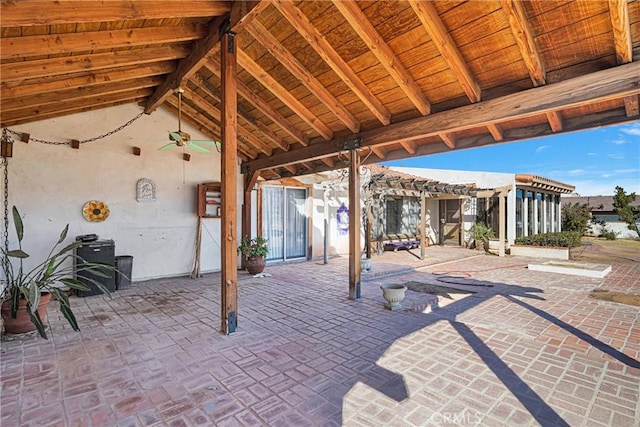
[262,186,308,262]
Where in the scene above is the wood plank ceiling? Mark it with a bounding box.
[1,0,639,180]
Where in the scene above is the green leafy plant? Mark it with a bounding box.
[468,221,494,250]
[561,202,591,234]
[238,236,269,258]
[515,231,582,248]
[1,206,119,339]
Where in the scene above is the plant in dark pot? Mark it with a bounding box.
[1,206,117,339]
[238,236,268,275]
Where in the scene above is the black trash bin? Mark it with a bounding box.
[115,255,133,290]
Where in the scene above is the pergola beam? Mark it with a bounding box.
[246,19,360,133]
[244,62,640,173]
[0,1,230,26]
[0,45,191,83]
[408,0,481,103]
[237,48,333,140]
[1,26,207,61]
[333,0,431,115]
[274,0,391,125]
[205,59,309,146]
[190,72,288,151]
[144,1,264,113]
[609,0,632,64]
[501,0,546,86]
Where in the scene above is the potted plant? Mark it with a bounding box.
[1,206,117,339]
[238,236,268,275]
[468,221,495,251]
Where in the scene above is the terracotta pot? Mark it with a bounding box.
[1,292,52,335]
[245,256,266,275]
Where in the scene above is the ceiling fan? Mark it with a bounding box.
[158,87,220,154]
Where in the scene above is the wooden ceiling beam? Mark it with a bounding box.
[144,1,264,113]
[439,133,456,149]
[371,146,386,160]
[623,95,639,117]
[609,0,632,64]
[2,61,176,99]
[399,140,417,155]
[487,123,504,141]
[320,157,335,168]
[190,72,290,151]
[501,0,546,87]
[181,86,273,156]
[546,111,563,132]
[1,88,153,125]
[246,19,360,133]
[1,76,164,113]
[1,99,139,127]
[244,62,640,172]
[0,1,230,26]
[204,59,308,146]
[408,0,481,103]
[0,45,190,83]
[332,0,431,116]
[274,0,391,125]
[1,25,207,61]
[237,48,333,140]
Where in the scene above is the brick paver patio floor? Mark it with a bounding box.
[1,246,639,426]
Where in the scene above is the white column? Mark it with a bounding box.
[523,195,529,237]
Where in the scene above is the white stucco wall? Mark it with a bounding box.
[311,186,350,258]
[4,103,242,281]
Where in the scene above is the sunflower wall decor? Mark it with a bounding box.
[82,200,110,222]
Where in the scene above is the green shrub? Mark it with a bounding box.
[515,231,582,248]
[600,229,618,240]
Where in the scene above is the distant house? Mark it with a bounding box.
[389,167,575,245]
[562,195,640,239]
[256,166,575,262]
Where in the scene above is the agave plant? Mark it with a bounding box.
[1,206,118,339]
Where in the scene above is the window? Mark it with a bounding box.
[516,189,524,237]
[385,196,420,235]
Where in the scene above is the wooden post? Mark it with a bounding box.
[220,30,238,335]
[499,193,506,257]
[348,150,361,300]
[365,196,373,259]
[420,191,426,260]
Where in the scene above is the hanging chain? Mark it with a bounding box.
[2,156,9,254]
[4,111,145,146]
[1,127,12,253]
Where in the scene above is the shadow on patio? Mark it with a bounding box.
[1,249,639,426]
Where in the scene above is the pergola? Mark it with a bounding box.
[1,0,639,333]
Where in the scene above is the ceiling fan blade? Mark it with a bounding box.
[187,144,210,153]
[190,140,220,146]
[169,131,184,142]
[158,143,175,151]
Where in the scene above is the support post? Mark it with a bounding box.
[348,150,361,300]
[420,191,427,260]
[499,193,506,257]
[323,188,329,264]
[220,30,238,335]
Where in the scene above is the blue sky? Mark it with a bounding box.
[383,121,640,197]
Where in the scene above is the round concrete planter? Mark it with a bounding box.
[361,257,372,272]
[380,284,407,311]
